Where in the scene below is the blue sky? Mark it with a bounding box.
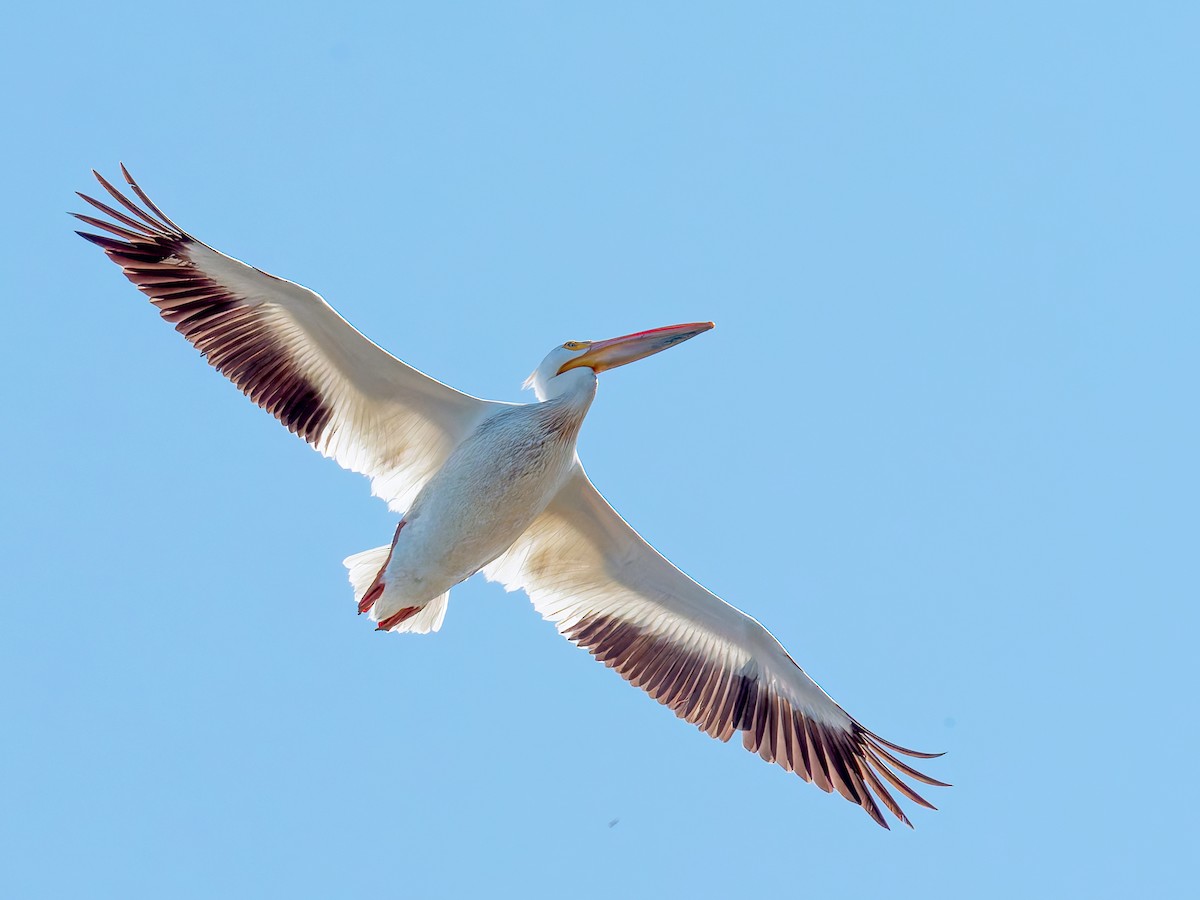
[3,2,1197,897]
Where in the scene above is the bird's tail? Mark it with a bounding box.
[343,545,449,635]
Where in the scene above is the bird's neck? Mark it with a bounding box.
[539,367,597,407]
[523,369,593,453]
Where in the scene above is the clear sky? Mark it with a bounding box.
[3,2,1197,897]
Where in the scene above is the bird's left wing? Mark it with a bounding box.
[75,166,499,511]
[484,464,947,828]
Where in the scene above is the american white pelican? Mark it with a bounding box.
[76,166,947,828]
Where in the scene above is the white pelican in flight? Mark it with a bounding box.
[76,166,947,828]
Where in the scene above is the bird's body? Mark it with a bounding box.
[365,374,594,627]
[75,166,947,828]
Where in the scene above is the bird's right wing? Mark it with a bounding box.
[76,167,500,511]
[484,464,947,828]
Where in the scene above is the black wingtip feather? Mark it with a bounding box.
[76,230,124,250]
[562,611,948,829]
[75,167,337,450]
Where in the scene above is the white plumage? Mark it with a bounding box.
[76,166,947,828]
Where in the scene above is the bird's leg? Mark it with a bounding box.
[376,606,422,631]
[358,519,406,614]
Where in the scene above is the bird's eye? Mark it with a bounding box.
[564,341,583,351]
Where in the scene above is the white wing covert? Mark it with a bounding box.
[75,166,496,512]
[485,464,947,828]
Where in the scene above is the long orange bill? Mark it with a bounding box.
[558,321,714,374]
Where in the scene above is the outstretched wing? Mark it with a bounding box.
[484,464,947,828]
[75,166,498,511]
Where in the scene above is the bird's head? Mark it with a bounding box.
[524,321,714,401]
